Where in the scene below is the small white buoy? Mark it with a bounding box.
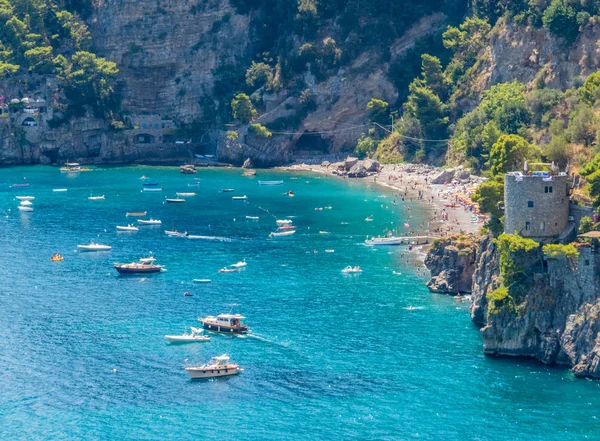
[113,368,117,373]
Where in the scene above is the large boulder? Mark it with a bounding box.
[344,156,359,170]
[454,166,470,180]
[347,162,368,178]
[431,168,455,184]
[363,158,380,173]
[321,160,331,167]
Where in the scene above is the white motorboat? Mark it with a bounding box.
[232,195,247,200]
[342,265,362,274]
[143,187,163,192]
[53,188,67,192]
[17,206,33,212]
[165,327,210,343]
[198,314,248,334]
[116,224,139,232]
[185,354,242,379]
[245,216,259,220]
[165,230,188,237]
[138,218,162,225]
[365,236,404,246]
[88,195,105,200]
[276,219,292,225]
[166,198,186,203]
[258,180,283,185]
[193,279,212,283]
[270,230,296,237]
[230,260,247,268]
[176,192,196,197]
[16,196,35,201]
[77,242,112,251]
[19,200,33,206]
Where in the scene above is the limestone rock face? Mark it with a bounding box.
[470,234,500,326]
[424,234,478,294]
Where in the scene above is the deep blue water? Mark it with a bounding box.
[1,166,600,441]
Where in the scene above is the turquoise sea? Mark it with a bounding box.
[1,166,600,440]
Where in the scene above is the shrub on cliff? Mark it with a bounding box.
[579,216,594,234]
[542,243,579,261]
[471,177,504,219]
[486,287,516,315]
[231,93,257,124]
[487,135,541,176]
[249,123,272,137]
[495,233,539,287]
[354,133,375,159]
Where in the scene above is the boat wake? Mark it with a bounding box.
[403,306,425,311]
[187,235,232,242]
[245,333,291,348]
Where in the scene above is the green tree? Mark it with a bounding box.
[487,134,540,176]
[581,71,600,106]
[366,98,389,124]
[568,103,596,146]
[542,0,579,43]
[544,119,569,166]
[0,60,19,77]
[404,83,448,143]
[231,93,257,123]
[471,177,504,219]
[24,45,53,73]
[249,123,272,137]
[420,54,446,98]
[354,133,376,158]
[579,216,594,234]
[245,61,273,89]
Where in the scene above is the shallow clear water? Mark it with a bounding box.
[1,165,600,441]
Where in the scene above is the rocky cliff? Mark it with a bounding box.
[424,234,478,294]
[427,234,600,379]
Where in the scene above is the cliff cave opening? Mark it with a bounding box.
[294,132,331,155]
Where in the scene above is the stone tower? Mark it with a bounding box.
[504,172,570,241]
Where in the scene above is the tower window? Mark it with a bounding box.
[541,222,546,232]
[545,186,548,193]
[549,186,553,193]
[528,201,534,208]
[525,222,531,231]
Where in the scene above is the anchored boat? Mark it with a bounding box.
[166,198,186,203]
[199,314,248,334]
[116,224,139,232]
[77,242,112,251]
[138,218,162,225]
[258,180,283,185]
[185,354,242,379]
[165,327,210,343]
[114,261,163,274]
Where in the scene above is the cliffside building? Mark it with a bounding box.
[504,169,571,242]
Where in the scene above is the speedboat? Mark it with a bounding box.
[232,195,247,200]
[198,314,248,334]
[116,224,139,232]
[365,236,404,246]
[193,279,212,283]
[185,354,241,379]
[165,230,188,237]
[176,192,196,197]
[53,188,67,192]
[138,218,162,225]
[258,180,283,185]
[230,260,247,268]
[12,183,29,187]
[165,327,210,343]
[219,268,238,273]
[88,195,105,200]
[16,196,35,201]
[245,216,259,220]
[143,187,163,192]
[113,261,163,274]
[19,200,33,206]
[365,216,373,222]
[126,211,147,217]
[17,205,33,212]
[276,219,292,225]
[51,253,63,262]
[166,198,186,203]
[77,242,112,251]
[342,266,362,274]
[270,230,296,237]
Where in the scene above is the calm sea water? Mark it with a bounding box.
[1,166,600,440]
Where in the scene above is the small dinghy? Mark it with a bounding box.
[245,216,259,220]
[219,268,238,273]
[138,218,162,225]
[342,266,362,274]
[165,327,210,344]
[258,180,283,185]
[232,195,247,200]
[270,230,296,237]
[116,224,139,232]
[193,279,212,283]
[88,195,105,200]
[16,196,35,201]
[176,192,196,197]
[77,242,112,251]
[143,187,163,192]
[166,198,186,203]
[53,188,67,192]
[165,230,188,237]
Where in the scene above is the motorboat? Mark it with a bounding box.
[126,211,147,217]
[232,196,247,200]
[188,183,200,187]
[221,188,235,192]
[166,198,186,203]
[17,206,33,212]
[198,314,248,334]
[185,355,242,379]
[193,279,212,283]
[12,183,29,187]
[319,231,330,234]
[245,216,259,220]
[88,195,105,200]
[276,219,292,225]
[342,266,362,274]
[19,200,33,206]
[77,242,112,251]
[53,188,67,192]
[143,187,163,192]
[365,236,404,246]
[176,192,196,197]
[270,230,296,237]
[205,155,215,159]
[114,261,163,274]
[116,224,139,232]
[142,182,159,187]
[165,230,188,237]
[365,216,373,222]
[60,162,80,173]
[16,196,35,201]
[325,249,335,253]
[258,180,283,185]
[219,268,238,273]
[277,225,296,231]
[230,260,247,268]
[51,253,63,262]
[138,218,162,225]
[165,327,210,343]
